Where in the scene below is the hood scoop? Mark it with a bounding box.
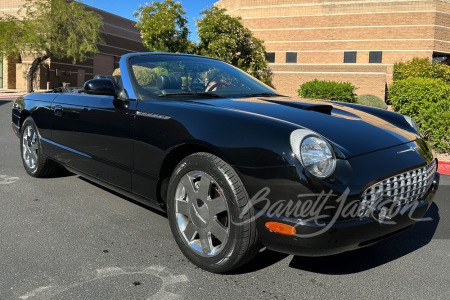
[264,99,333,115]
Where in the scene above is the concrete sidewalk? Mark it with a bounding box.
[0,90,26,99]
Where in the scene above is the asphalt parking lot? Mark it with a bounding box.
[1,98,449,300]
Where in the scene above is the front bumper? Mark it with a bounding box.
[256,172,440,256]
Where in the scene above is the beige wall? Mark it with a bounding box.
[216,0,450,99]
[15,63,48,91]
[270,64,387,97]
[1,54,20,89]
[0,0,27,18]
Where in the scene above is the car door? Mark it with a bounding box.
[50,93,136,191]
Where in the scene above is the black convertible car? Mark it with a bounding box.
[12,53,440,273]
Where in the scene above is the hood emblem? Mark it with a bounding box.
[397,146,419,154]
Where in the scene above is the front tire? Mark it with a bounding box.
[20,117,60,178]
[167,152,260,273]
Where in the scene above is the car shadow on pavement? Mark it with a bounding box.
[71,174,441,275]
[78,175,289,273]
[0,100,12,106]
[78,176,168,219]
[44,166,77,178]
[288,202,440,274]
[228,249,290,274]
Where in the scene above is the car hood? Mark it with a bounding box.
[189,97,420,159]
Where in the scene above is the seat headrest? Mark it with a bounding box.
[157,75,182,90]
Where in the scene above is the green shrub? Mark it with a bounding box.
[418,100,450,153]
[113,66,169,86]
[132,66,157,86]
[298,79,358,103]
[388,77,450,153]
[357,94,388,109]
[388,77,450,116]
[393,57,450,82]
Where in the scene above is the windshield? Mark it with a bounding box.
[128,54,278,100]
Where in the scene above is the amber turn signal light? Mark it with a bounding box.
[265,222,296,236]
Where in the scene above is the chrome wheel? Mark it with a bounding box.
[22,125,39,170]
[175,171,230,257]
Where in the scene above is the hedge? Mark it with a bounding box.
[388,77,450,153]
[298,79,357,103]
[418,100,450,153]
[388,77,450,116]
[357,94,388,109]
[112,66,169,86]
[393,57,450,82]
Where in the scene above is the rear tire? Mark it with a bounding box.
[167,152,260,273]
[20,117,60,178]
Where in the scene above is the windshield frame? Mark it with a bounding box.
[121,53,279,101]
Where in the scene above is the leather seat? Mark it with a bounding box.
[157,75,183,94]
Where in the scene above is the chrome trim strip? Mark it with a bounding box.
[40,138,92,158]
[136,111,171,120]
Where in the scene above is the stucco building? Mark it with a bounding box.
[216,0,450,99]
[0,0,146,90]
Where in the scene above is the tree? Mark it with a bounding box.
[134,0,194,53]
[196,7,272,86]
[0,0,103,92]
[134,3,272,86]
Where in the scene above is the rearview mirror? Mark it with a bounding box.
[84,79,117,96]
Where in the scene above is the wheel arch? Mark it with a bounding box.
[157,143,230,207]
[19,110,31,129]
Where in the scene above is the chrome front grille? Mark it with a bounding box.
[358,160,437,218]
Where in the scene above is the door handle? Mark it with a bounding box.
[54,105,63,116]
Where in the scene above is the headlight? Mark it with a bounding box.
[290,129,336,179]
[404,115,419,132]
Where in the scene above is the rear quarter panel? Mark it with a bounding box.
[14,93,59,140]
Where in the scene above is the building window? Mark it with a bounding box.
[344,52,357,63]
[265,52,275,63]
[433,52,449,65]
[369,51,383,63]
[286,52,297,63]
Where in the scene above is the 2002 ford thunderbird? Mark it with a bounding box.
[12,53,440,273]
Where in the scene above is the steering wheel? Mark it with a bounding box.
[206,82,229,92]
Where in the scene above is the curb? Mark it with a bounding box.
[438,161,450,175]
[0,94,24,99]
